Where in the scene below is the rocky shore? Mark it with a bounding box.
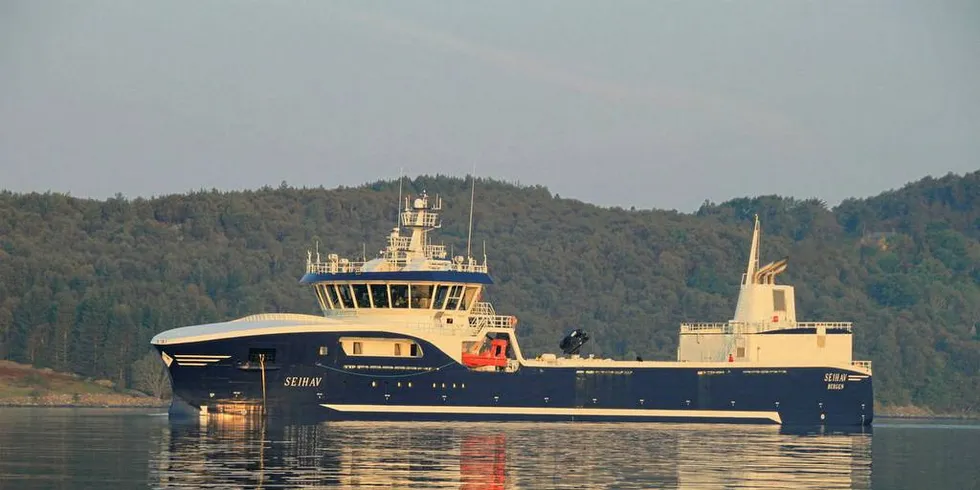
[0,393,168,408]
[0,360,168,408]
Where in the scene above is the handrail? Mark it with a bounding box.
[307,258,489,275]
[851,360,872,371]
[469,302,516,329]
[323,310,358,318]
[304,192,490,280]
[680,321,853,334]
[233,313,336,323]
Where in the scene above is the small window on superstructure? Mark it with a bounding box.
[318,346,328,356]
[370,284,390,308]
[432,285,450,309]
[390,284,409,308]
[353,342,363,355]
[352,284,371,308]
[335,284,354,309]
[410,284,433,309]
[394,343,402,356]
[410,344,420,357]
[773,289,786,312]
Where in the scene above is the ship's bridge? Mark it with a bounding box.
[299,192,507,327]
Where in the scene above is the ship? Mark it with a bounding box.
[151,191,873,426]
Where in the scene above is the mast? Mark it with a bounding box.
[466,171,476,259]
[396,169,404,228]
[745,214,761,285]
[401,192,441,259]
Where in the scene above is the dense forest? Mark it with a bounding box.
[0,172,978,412]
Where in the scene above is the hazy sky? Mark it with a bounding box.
[2,1,978,211]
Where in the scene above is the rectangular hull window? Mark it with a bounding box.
[341,337,423,358]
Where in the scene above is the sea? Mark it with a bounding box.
[0,408,976,489]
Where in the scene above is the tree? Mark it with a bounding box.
[131,350,171,399]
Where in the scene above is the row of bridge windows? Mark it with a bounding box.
[314,283,480,311]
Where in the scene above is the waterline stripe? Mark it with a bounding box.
[176,362,208,367]
[320,404,782,424]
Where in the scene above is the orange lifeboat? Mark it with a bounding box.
[462,339,509,368]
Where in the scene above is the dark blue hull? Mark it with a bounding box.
[157,332,873,427]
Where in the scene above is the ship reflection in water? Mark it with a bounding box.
[152,418,871,489]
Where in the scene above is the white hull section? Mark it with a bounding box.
[320,404,783,424]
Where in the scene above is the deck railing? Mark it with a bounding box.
[469,302,516,329]
[306,256,488,275]
[680,321,853,335]
[851,360,872,371]
[307,260,366,274]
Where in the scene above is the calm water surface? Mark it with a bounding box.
[0,408,976,489]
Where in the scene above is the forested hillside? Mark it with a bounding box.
[1,172,978,412]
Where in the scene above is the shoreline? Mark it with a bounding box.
[876,413,979,421]
[0,394,169,408]
[875,404,978,420]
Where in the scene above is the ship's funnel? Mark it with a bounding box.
[733,217,796,325]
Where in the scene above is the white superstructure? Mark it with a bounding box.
[677,216,871,374]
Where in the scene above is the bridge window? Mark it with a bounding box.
[353,342,363,355]
[370,284,390,308]
[446,285,464,310]
[313,285,329,310]
[410,284,433,309]
[352,284,371,308]
[460,286,479,310]
[335,284,354,309]
[390,284,409,308]
[394,343,402,356]
[324,284,339,309]
[432,285,450,309]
